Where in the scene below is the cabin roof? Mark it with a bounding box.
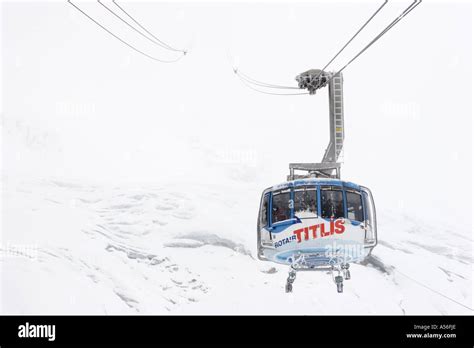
[264,178,362,193]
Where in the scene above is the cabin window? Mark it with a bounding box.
[271,189,291,223]
[362,191,370,222]
[320,186,344,219]
[346,190,364,222]
[260,194,269,227]
[362,189,375,227]
[294,186,317,219]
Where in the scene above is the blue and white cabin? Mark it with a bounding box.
[257,178,377,268]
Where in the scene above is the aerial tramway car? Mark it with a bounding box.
[234,0,421,293]
[255,69,378,293]
[257,177,377,293]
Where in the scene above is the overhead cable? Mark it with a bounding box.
[68,0,184,63]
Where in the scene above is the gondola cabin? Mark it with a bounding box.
[257,178,377,269]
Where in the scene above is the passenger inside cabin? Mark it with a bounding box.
[272,190,291,223]
[321,187,344,219]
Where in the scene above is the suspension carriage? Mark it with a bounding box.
[253,69,380,293]
[233,1,421,292]
[257,178,377,293]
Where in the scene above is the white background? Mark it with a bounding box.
[1,0,472,314]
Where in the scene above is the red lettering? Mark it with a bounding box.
[330,219,335,235]
[294,220,344,243]
[320,223,328,237]
[335,219,345,234]
[309,225,318,239]
[293,228,304,243]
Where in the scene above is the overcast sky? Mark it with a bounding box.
[1,0,472,225]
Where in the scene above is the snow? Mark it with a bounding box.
[1,173,472,314]
[1,1,472,315]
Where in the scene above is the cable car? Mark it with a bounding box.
[255,70,377,293]
[238,1,422,293]
[257,177,377,293]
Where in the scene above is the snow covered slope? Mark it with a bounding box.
[1,176,472,314]
[1,1,472,315]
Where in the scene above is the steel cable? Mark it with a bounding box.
[68,0,184,63]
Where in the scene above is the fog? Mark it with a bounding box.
[2,0,472,226]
